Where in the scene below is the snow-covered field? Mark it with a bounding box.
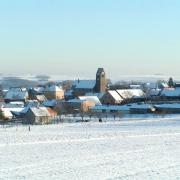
[0,118,180,180]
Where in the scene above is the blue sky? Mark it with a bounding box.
[0,0,180,79]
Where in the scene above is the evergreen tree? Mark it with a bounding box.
[168,77,174,88]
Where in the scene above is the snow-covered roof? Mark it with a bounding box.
[5,89,28,100]
[73,80,96,89]
[1,109,13,119]
[160,88,180,97]
[1,102,24,108]
[116,89,144,99]
[36,95,47,102]
[1,107,24,114]
[2,89,8,93]
[9,101,24,106]
[91,104,153,111]
[17,101,40,115]
[108,90,123,102]
[91,105,130,111]
[30,107,50,117]
[9,87,27,92]
[78,96,101,105]
[85,92,105,99]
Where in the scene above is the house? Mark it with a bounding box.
[14,100,40,117]
[73,80,96,97]
[0,108,13,120]
[160,87,180,100]
[45,85,64,100]
[142,82,159,91]
[46,107,58,117]
[32,87,45,94]
[0,102,25,117]
[142,82,168,97]
[23,107,57,124]
[101,90,123,105]
[29,86,45,95]
[28,86,45,99]
[90,104,130,113]
[5,88,29,103]
[78,96,101,105]
[64,90,74,100]
[57,99,96,113]
[175,82,180,88]
[101,89,145,105]
[146,88,161,97]
[90,103,155,114]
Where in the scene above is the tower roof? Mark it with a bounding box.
[96,68,105,75]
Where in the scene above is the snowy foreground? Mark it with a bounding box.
[0,118,180,180]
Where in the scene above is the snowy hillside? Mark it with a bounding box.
[0,118,180,179]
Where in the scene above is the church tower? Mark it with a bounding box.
[95,68,107,93]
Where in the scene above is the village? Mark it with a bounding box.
[1,1,180,178]
[1,68,180,124]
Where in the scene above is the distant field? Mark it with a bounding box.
[1,74,180,87]
[0,118,180,180]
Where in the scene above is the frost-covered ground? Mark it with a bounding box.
[0,118,180,180]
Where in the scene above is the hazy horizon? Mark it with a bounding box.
[0,0,180,78]
[1,73,180,83]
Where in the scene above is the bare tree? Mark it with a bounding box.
[0,110,6,123]
[61,80,73,91]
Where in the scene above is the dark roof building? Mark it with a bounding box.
[73,68,107,97]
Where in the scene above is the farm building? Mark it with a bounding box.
[101,90,123,105]
[23,107,57,125]
[45,85,64,100]
[5,88,29,103]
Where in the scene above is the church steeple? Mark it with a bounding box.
[95,68,107,93]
